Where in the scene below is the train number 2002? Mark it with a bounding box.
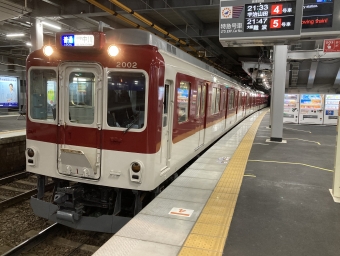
[116,62,137,68]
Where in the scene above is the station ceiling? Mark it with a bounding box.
[1,0,340,94]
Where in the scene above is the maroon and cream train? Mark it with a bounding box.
[26,29,268,232]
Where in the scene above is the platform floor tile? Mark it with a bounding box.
[171,176,219,190]
[193,157,230,165]
[158,186,212,204]
[93,236,180,256]
[188,162,230,172]
[181,168,222,180]
[140,197,204,221]
[115,214,194,246]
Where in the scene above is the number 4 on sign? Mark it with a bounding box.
[169,207,194,217]
[271,4,282,15]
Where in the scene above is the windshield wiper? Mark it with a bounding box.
[124,111,141,134]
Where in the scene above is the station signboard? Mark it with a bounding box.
[219,0,304,46]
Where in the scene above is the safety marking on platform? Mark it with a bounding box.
[284,138,320,145]
[179,109,268,255]
[256,135,269,138]
[283,127,311,133]
[169,207,194,217]
[248,160,333,172]
[253,143,269,145]
[244,174,257,178]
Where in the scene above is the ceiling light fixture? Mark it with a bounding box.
[42,21,61,30]
[26,42,32,46]
[6,33,25,37]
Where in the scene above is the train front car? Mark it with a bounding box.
[26,30,165,233]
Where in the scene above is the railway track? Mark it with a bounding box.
[0,172,54,210]
[2,223,111,255]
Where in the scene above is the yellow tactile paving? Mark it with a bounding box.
[179,247,222,256]
[178,110,268,256]
[184,234,225,252]
[191,223,230,237]
[213,186,239,194]
[197,213,233,226]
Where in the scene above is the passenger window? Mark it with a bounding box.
[163,84,169,127]
[216,88,221,113]
[211,88,216,114]
[228,91,234,110]
[107,72,146,129]
[29,69,57,122]
[196,86,201,117]
[177,81,190,123]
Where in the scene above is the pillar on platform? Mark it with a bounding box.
[30,18,43,52]
[270,45,288,142]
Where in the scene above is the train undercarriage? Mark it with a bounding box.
[31,172,179,233]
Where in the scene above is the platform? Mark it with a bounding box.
[0,114,26,133]
[94,110,340,256]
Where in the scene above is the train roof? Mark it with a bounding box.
[106,29,254,92]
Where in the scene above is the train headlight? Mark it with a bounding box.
[108,45,119,57]
[27,148,35,157]
[131,162,141,173]
[43,45,54,57]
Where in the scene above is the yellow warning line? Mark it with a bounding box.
[179,110,268,256]
[248,160,333,172]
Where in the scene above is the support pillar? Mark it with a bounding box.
[330,106,340,202]
[270,45,288,142]
[30,18,43,51]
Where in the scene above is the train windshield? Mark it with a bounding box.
[107,72,146,129]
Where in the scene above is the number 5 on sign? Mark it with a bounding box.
[270,18,282,29]
[271,4,282,15]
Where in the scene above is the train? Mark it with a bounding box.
[25,29,268,233]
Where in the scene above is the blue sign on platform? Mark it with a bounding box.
[61,35,75,46]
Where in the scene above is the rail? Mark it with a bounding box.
[2,223,62,256]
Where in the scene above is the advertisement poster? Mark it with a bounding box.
[0,76,18,108]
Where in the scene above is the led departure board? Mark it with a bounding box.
[245,2,296,32]
[302,0,334,29]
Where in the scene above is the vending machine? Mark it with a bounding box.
[299,94,324,124]
[323,95,340,125]
[283,94,299,123]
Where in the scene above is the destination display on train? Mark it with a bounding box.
[302,0,334,29]
[61,34,94,47]
[244,2,296,32]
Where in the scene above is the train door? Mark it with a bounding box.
[161,81,173,170]
[57,63,103,180]
[197,83,207,149]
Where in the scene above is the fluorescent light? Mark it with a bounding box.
[26,42,32,46]
[6,33,25,37]
[42,21,61,30]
